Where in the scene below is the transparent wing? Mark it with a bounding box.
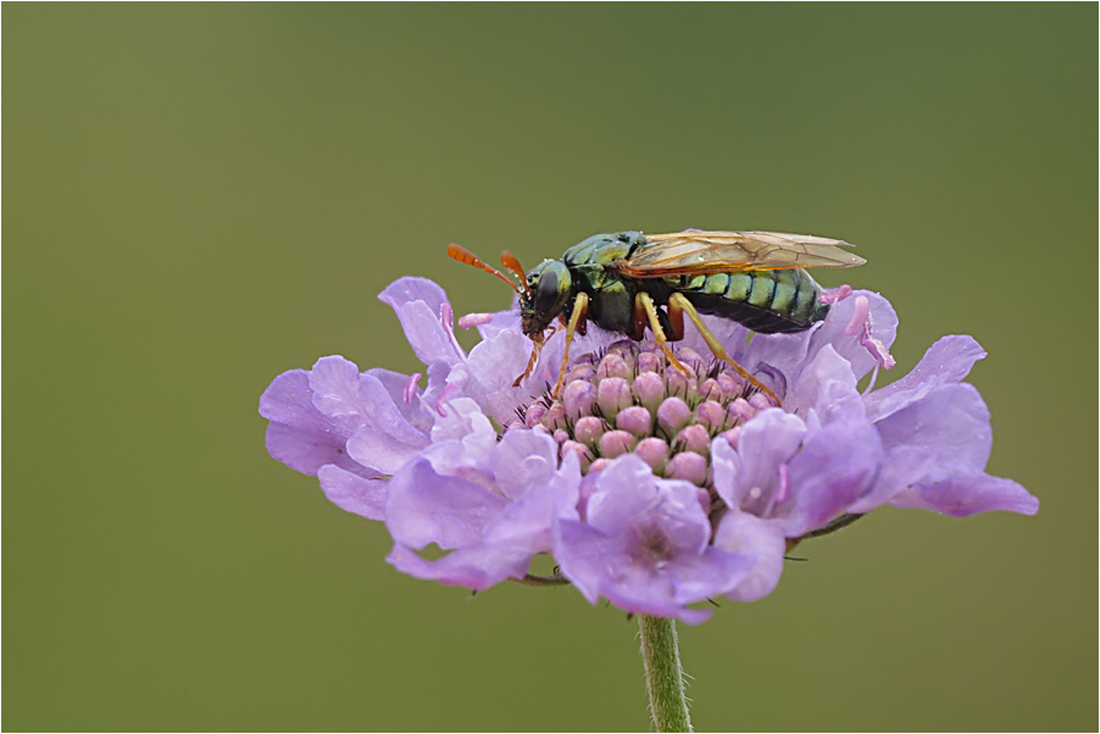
[615,230,866,278]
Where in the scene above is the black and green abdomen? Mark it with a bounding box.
[669,269,829,333]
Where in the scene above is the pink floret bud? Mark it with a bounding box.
[588,458,611,474]
[632,371,666,411]
[657,397,692,435]
[524,402,547,429]
[562,379,596,419]
[561,440,593,470]
[573,416,605,446]
[599,429,638,458]
[596,377,632,416]
[749,392,773,411]
[675,424,711,456]
[544,402,567,431]
[565,363,597,383]
[637,351,664,373]
[719,426,742,451]
[694,400,726,432]
[665,366,693,398]
[696,488,712,514]
[616,406,653,437]
[677,347,707,376]
[634,437,670,472]
[666,451,708,486]
[699,378,722,401]
[717,373,742,399]
[726,398,755,426]
[597,353,632,380]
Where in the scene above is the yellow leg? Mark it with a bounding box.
[636,292,691,377]
[668,293,781,407]
[513,324,557,388]
[552,291,589,399]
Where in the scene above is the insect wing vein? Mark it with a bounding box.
[617,230,864,278]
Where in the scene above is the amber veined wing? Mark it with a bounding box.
[612,230,866,278]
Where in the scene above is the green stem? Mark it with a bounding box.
[637,614,693,732]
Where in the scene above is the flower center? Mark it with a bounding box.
[512,340,774,489]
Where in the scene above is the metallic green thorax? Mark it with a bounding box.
[520,231,830,338]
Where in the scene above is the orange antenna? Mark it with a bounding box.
[447,244,519,292]
[500,251,531,296]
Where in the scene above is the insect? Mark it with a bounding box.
[447,229,865,405]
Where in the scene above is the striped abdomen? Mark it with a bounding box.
[668,269,829,333]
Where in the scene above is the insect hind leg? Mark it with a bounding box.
[667,293,781,407]
[636,292,690,376]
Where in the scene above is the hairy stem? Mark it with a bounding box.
[637,615,692,732]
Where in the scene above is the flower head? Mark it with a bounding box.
[260,276,1038,623]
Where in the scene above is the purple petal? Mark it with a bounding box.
[386,542,531,590]
[260,369,359,475]
[389,299,464,366]
[711,438,742,508]
[864,335,986,422]
[584,455,662,535]
[552,519,721,625]
[714,511,787,602]
[603,581,713,625]
[891,473,1039,517]
[346,425,424,475]
[428,397,498,464]
[484,451,582,551]
[662,547,753,606]
[486,429,559,500]
[308,356,369,418]
[726,409,807,509]
[853,383,994,512]
[359,373,431,446]
[777,420,883,536]
[384,458,509,549]
[318,464,387,520]
[876,383,992,475]
[462,329,535,421]
[362,367,435,433]
[378,276,448,316]
[784,344,862,422]
[552,518,629,604]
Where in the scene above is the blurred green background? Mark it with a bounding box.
[4,4,1096,731]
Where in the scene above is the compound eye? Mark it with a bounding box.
[536,271,559,313]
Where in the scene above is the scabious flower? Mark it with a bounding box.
[260,276,1038,623]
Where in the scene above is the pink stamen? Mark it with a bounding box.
[435,384,458,417]
[458,312,493,329]
[402,373,422,403]
[819,284,853,305]
[862,363,881,396]
[439,302,467,359]
[861,329,896,369]
[845,296,896,369]
[845,296,871,337]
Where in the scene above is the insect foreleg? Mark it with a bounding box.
[636,292,690,377]
[667,293,781,406]
[552,292,589,399]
